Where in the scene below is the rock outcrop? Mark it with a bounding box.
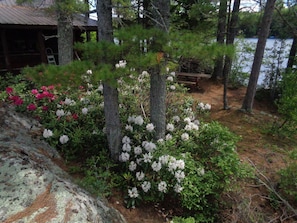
[0,103,127,223]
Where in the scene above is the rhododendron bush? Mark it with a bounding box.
[0,65,250,222]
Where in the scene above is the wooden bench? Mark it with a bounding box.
[176,72,211,88]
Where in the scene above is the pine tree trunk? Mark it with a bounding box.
[212,0,228,80]
[150,68,166,140]
[287,35,297,70]
[97,0,122,160]
[149,0,170,140]
[223,0,241,109]
[57,12,73,65]
[241,0,276,112]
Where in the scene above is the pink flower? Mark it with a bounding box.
[6,87,13,94]
[42,106,49,111]
[36,93,44,100]
[31,89,38,95]
[72,113,79,120]
[41,86,47,91]
[48,85,55,90]
[9,95,23,105]
[27,103,37,111]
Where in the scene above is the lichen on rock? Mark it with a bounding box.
[0,104,126,223]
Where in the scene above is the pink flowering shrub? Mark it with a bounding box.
[2,81,106,160]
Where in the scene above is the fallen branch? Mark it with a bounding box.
[248,159,297,218]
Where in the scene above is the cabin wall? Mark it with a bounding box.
[0,28,87,75]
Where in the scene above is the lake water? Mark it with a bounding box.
[234,38,293,85]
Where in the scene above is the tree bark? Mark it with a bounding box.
[223,0,241,109]
[57,11,73,65]
[212,0,228,80]
[149,0,170,140]
[97,0,122,160]
[241,0,276,112]
[287,35,297,70]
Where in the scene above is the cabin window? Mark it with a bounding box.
[8,30,39,53]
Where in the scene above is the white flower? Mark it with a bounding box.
[166,123,175,132]
[181,133,189,141]
[134,116,144,126]
[193,119,200,126]
[143,152,153,163]
[198,102,205,109]
[144,141,156,152]
[134,146,142,155]
[122,136,131,144]
[141,71,149,77]
[142,141,148,147]
[129,161,137,171]
[204,103,211,110]
[59,135,69,144]
[151,161,162,172]
[86,69,92,75]
[43,129,53,138]
[176,159,185,169]
[158,181,167,193]
[80,98,90,104]
[136,171,145,181]
[174,184,183,193]
[175,170,185,182]
[119,152,130,162]
[172,115,180,122]
[184,124,192,131]
[165,134,172,141]
[168,158,178,172]
[99,102,104,108]
[122,143,131,152]
[167,76,173,82]
[56,109,65,117]
[136,158,143,165]
[98,84,103,93]
[87,83,93,89]
[128,187,139,198]
[127,116,135,123]
[159,155,170,165]
[166,67,169,72]
[146,123,155,132]
[184,117,191,124]
[64,98,72,105]
[115,60,127,68]
[170,85,176,90]
[64,98,75,105]
[198,167,205,175]
[170,71,176,77]
[141,181,151,193]
[157,138,164,144]
[82,107,88,115]
[190,122,199,131]
[125,124,133,132]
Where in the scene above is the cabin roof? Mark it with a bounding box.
[0,0,97,30]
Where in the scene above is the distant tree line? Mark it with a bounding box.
[239,5,297,39]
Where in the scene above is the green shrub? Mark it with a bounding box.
[278,150,297,203]
[275,70,297,137]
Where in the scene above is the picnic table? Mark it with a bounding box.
[176,72,211,88]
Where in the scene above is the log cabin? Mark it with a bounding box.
[0,0,97,74]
